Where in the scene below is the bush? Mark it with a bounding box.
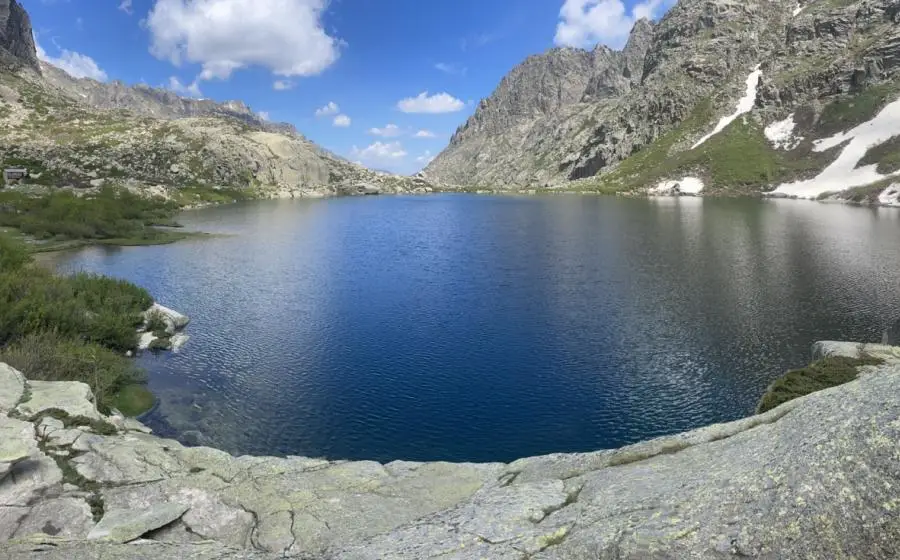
[0,266,148,351]
[0,233,31,270]
[0,234,158,416]
[757,355,884,414]
[0,186,182,243]
[0,331,145,414]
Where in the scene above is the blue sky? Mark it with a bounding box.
[25,0,674,174]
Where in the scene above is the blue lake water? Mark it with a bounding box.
[45,194,900,463]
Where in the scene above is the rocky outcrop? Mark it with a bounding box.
[2,341,900,558]
[0,0,38,72]
[427,0,900,192]
[0,3,439,198]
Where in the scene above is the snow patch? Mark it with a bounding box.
[879,183,900,206]
[692,65,763,149]
[772,97,900,199]
[764,113,802,150]
[651,177,705,196]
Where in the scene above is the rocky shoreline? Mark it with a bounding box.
[1,340,899,558]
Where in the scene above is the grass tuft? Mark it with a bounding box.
[757,355,884,414]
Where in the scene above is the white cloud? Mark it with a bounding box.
[167,76,202,97]
[351,141,408,166]
[273,79,295,91]
[315,101,339,117]
[435,62,466,76]
[257,111,271,121]
[555,0,672,49]
[146,0,341,82]
[416,150,434,164]
[36,42,108,81]
[414,130,436,138]
[369,124,403,137]
[119,0,133,14]
[333,114,351,127]
[397,92,464,114]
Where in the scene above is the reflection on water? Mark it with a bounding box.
[47,195,900,462]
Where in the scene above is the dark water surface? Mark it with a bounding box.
[46,195,900,463]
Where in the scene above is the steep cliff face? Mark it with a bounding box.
[0,0,38,71]
[427,0,900,200]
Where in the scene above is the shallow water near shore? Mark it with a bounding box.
[44,194,900,463]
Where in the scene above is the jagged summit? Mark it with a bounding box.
[426,0,900,200]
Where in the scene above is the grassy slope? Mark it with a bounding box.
[562,80,900,196]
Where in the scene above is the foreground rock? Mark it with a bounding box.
[2,344,900,558]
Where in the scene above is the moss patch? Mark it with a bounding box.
[111,384,156,417]
[757,355,885,414]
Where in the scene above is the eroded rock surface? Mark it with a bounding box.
[1,346,900,558]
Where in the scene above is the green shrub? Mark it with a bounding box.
[0,331,145,414]
[0,186,182,243]
[757,355,884,414]
[0,232,31,271]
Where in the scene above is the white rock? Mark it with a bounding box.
[652,177,705,195]
[88,503,190,543]
[0,363,26,413]
[15,381,101,421]
[143,303,190,336]
[137,332,158,350]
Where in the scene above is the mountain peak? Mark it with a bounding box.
[0,0,39,72]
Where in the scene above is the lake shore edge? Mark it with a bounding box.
[1,338,898,557]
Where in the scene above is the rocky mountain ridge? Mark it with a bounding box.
[2,340,900,558]
[0,0,37,72]
[426,0,900,204]
[0,0,434,199]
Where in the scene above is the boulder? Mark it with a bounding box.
[0,362,25,413]
[15,380,101,421]
[88,503,190,543]
[143,303,190,336]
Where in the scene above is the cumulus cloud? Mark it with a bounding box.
[167,76,202,97]
[119,0,133,14]
[555,0,672,49]
[369,124,403,137]
[273,79,295,91]
[352,141,407,163]
[414,130,436,138]
[416,150,434,164]
[333,114,351,127]
[36,42,108,81]
[315,101,340,117]
[397,92,464,114]
[146,0,341,82]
